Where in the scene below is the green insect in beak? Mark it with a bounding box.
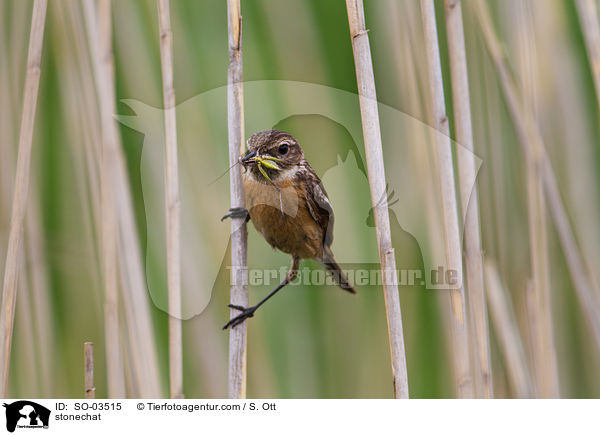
[255,155,282,182]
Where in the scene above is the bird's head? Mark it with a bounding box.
[241,130,304,183]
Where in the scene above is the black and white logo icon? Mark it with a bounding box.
[2,401,50,432]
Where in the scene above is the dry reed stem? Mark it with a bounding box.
[25,195,53,396]
[157,0,183,399]
[52,5,107,397]
[226,0,248,399]
[84,342,96,398]
[83,0,162,397]
[73,2,104,287]
[83,0,126,398]
[0,21,52,396]
[443,0,492,398]
[576,0,600,108]
[16,260,38,394]
[0,0,47,398]
[523,1,558,399]
[525,82,558,399]
[115,179,163,398]
[420,0,472,398]
[484,261,533,398]
[474,0,600,373]
[512,1,559,398]
[167,8,229,397]
[346,0,409,399]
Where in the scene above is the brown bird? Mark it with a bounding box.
[222,130,355,329]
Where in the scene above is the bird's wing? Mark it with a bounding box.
[301,165,335,248]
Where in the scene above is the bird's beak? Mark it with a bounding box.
[241,150,258,165]
[240,150,283,181]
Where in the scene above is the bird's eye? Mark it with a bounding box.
[278,143,289,155]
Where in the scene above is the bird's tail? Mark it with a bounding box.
[320,248,356,294]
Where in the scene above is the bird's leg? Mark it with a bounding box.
[221,207,250,222]
[223,256,300,329]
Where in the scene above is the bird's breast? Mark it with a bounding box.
[242,172,323,259]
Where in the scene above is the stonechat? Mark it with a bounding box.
[222,130,355,329]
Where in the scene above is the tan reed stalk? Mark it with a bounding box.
[345,0,409,399]
[0,25,52,396]
[16,263,38,395]
[226,0,249,399]
[484,261,534,398]
[168,8,229,397]
[84,342,96,398]
[7,1,29,105]
[522,12,558,400]
[474,0,600,379]
[576,0,600,108]
[420,0,472,398]
[62,1,105,307]
[157,0,183,399]
[83,0,126,398]
[443,0,492,398]
[0,0,48,398]
[0,11,15,206]
[82,0,162,397]
[114,89,163,397]
[25,200,53,396]
[513,0,558,399]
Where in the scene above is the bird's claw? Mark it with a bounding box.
[221,207,249,221]
[223,304,257,329]
[227,304,247,311]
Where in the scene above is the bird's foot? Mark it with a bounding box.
[221,207,249,221]
[223,304,257,329]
